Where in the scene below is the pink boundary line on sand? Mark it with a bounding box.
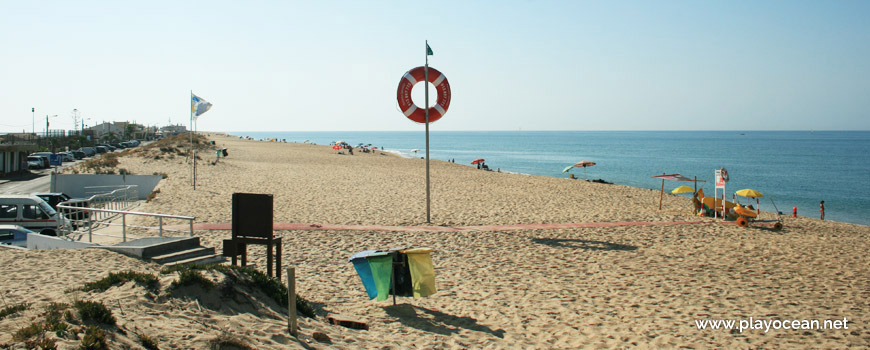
[184,221,712,233]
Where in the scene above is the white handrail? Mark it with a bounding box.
[56,204,195,243]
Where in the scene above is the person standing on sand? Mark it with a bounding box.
[820,201,825,220]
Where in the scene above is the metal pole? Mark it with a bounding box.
[189,220,194,237]
[158,217,163,237]
[424,40,431,224]
[88,214,93,242]
[287,267,298,337]
[32,108,35,137]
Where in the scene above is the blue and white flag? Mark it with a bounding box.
[191,93,213,120]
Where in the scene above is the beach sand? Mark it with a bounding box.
[1,134,868,349]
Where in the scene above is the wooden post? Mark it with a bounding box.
[287,267,297,337]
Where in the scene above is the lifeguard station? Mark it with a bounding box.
[223,193,282,278]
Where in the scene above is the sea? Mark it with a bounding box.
[230,131,870,226]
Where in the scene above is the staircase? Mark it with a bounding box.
[101,237,225,266]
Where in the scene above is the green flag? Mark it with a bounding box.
[426,43,433,56]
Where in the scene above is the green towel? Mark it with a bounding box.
[367,254,393,301]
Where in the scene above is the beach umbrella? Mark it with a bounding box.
[332,145,341,150]
[372,147,378,150]
[736,188,764,215]
[651,173,707,210]
[572,160,596,180]
[671,186,694,194]
[411,149,420,153]
[736,189,764,198]
[471,158,485,165]
[562,165,575,173]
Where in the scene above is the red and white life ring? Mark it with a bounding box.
[397,66,451,123]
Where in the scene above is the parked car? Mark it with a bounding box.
[60,152,75,162]
[79,147,96,157]
[27,156,44,169]
[0,195,71,236]
[29,154,50,168]
[0,224,34,248]
[71,150,85,160]
[33,192,90,225]
[95,146,107,154]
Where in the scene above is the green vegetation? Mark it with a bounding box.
[208,333,254,350]
[73,300,116,326]
[161,264,315,317]
[0,302,29,320]
[79,325,108,350]
[171,269,216,290]
[138,333,160,350]
[79,271,159,293]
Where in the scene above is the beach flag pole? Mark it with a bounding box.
[424,40,431,224]
[190,90,196,190]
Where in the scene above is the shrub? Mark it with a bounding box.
[208,333,254,350]
[12,322,42,341]
[161,264,315,317]
[171,269,215,290]
[73,300,116,326]
[80,271,159,293]
[138,333,159,350]
[79,325,108,350]
[0,302,29,320]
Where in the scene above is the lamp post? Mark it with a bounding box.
[31,108,35,137]
[45,114,58,152]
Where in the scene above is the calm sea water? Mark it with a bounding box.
[232,131,870,226]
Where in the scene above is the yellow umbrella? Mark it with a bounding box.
[736,189,764,198]
[736,188,764,215]
[671,186,694,194]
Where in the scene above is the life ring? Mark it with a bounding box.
[397,66,451,123]
[720,168,729,183]
[736,217,748,227]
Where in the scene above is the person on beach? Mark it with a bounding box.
[820,201,825,220]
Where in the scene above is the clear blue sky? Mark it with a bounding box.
[2,0,868,133]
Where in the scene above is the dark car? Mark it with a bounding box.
[33,192,90,224]
[95,146,107,154]
[71,150,85,160]
[79,147,96,157]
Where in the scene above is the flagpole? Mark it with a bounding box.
[190,90,196,190]
[424,40,431,224]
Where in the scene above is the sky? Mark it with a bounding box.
[1,0,868,133]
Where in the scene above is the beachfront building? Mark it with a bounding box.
[0,140,38,176]
[87,122,125,141]
[160,124,188,135]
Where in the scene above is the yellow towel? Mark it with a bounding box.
[401,248,437,298]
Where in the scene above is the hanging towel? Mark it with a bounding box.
[348,250,379,299]
[367,252,393,301]
[391,252,414,297]
[401,247,437,298]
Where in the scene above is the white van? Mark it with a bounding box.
[0,195,70,236]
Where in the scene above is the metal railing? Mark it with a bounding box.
[82,185,138,222]
[56,204,195,243]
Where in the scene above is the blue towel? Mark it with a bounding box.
[349,250,379,299]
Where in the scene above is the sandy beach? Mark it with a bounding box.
[2,133,868,349]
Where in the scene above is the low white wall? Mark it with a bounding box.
[26,233,98,250]
[51,174,162,199]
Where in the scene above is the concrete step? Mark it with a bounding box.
[150,246,215,265]
[162,253,226,267]
[140,237,201,259]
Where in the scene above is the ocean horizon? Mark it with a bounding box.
[228,130,870,226]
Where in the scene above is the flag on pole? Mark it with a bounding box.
[191,93,213,120]
[426,43,433,56]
